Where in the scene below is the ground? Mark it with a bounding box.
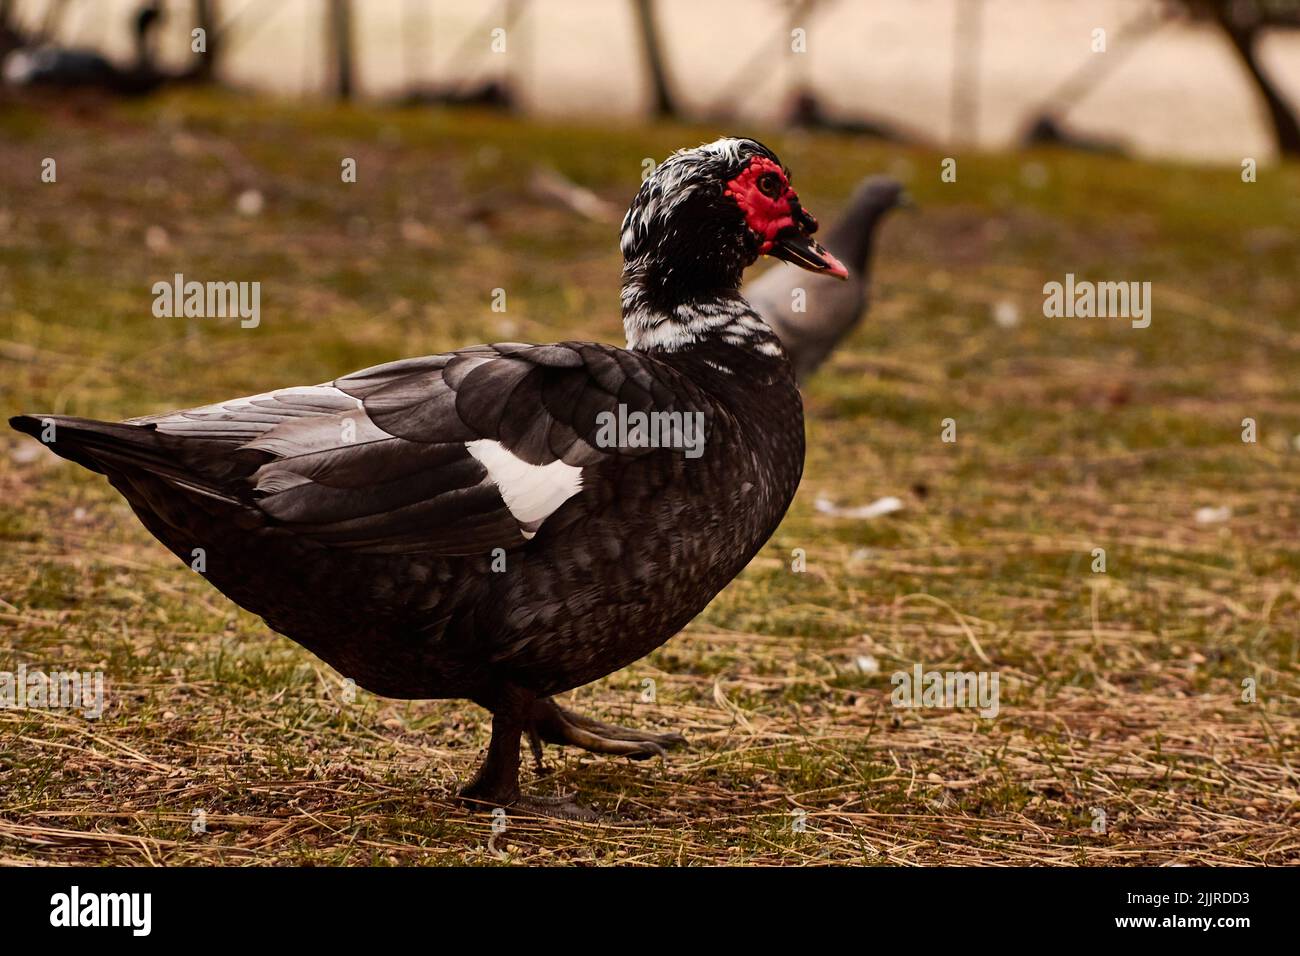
[0,92,1297,865]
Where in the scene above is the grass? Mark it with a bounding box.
[1,90,1297,865]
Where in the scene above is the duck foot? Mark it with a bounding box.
[530,698,687,760]
[459,785,597,821]
[458,689,680,820]
[458,690,600,820]
[456,778,517,811]
[510,793,599,822]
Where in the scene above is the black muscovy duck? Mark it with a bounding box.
[10,138,846,816]
[3,3,165,97]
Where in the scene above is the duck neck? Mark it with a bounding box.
[621,261,785,359]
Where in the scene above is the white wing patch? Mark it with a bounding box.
[466,439,583,539]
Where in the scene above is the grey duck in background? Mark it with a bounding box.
[746,175,907,381]
[10,138,848,818]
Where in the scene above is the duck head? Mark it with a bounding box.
[620,137,847,299]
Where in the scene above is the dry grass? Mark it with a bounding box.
[0,92,1297,865]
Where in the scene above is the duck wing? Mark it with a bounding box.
[117,342,713,556]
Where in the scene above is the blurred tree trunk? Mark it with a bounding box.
[326,0,355,101]
[1191,1,1300,156]
[632,0,677,117]
[0,0,17,59]
[192,0,219,82]
[1214,15,1300,154]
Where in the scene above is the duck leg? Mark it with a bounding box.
[458,705,526,809]
[458,690,596,820]
[529,698,687,760]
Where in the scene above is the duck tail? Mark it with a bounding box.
[9,413,234,501]
[10,414,153,473]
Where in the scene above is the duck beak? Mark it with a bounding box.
[770,230,849,279]
[769,203,849,279]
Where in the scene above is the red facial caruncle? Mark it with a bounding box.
[724,156,804,254]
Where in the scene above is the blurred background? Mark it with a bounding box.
[2,0,1300,162]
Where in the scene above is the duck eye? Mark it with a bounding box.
[757,172,782,198]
